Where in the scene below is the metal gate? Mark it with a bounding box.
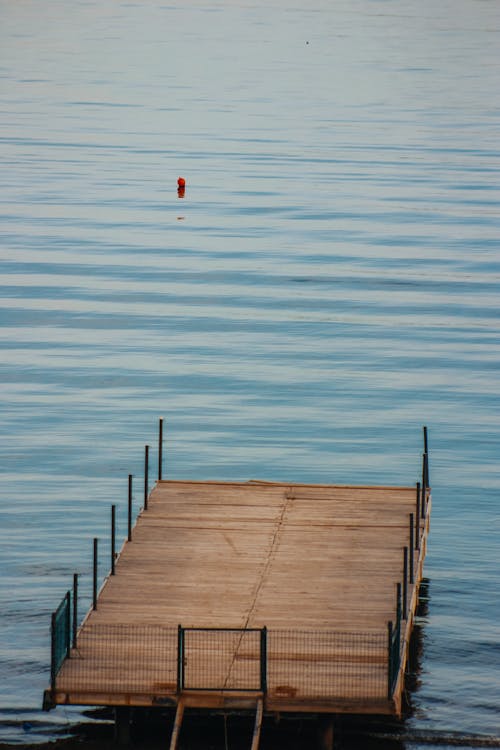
[177,626,267,693]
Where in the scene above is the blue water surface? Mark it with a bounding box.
[1,0,499,745]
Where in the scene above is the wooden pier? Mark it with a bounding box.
[44,428,431,748]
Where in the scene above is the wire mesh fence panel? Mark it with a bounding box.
[388,619,401,697]
[54,624,390,703]
[52,593,71,679]
[56,625,178,695]
[268,630,387,700]
[183,629,262,691]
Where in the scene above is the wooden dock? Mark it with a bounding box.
[47,468,431,730]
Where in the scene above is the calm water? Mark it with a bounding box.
[1,0,499,746]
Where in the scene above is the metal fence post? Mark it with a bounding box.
[422,454,427,518]
[72,574,78,649]
[177,625,184,693]
[396,582,401,627]
[50,610,57,693]
[415,482,421,551]
[409,514,414,584]
[128,474,133,542]
[144,444,149,510]
[260,626,268,694]
[423,426,429,486]
[65,591,71,658]
[93,538,98,610]
[403,547,408,620]
[387,620,393,699]
[158,417,164,481]
[111,505,116,575]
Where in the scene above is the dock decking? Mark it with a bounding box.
[49,475,430,718]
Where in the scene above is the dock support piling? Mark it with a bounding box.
[250,699,264,750]
[92,538,98,610]
[317,715,335,750]
[169,699,185,750]
[114,706,131,745]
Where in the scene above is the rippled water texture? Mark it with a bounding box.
[1,0,499,745]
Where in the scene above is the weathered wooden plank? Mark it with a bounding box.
[54,479,429,717]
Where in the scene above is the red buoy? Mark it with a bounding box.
[177,177,186,188]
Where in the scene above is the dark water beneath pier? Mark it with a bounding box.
[0,0,499,746]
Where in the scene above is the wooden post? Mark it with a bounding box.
[250,699,264,750]
[169,699,185,750]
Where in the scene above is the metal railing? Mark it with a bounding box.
[48,420,431,705]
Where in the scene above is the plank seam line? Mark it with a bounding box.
[221,487,293,690]
[243,486,294,628]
